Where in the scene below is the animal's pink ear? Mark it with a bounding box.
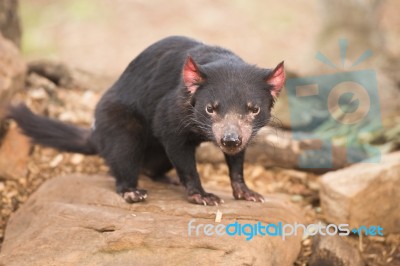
[183,56,204,94]
[265,61,285,97]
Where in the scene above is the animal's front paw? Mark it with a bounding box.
[122,189,148,203]
[232,183,264,203]
[187,192,224,206]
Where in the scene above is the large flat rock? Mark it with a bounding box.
[0,174,305,266]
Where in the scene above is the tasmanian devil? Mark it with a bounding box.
[9,36,285,206]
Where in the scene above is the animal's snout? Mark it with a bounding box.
[213,119,249,154]
[221,132,242,148]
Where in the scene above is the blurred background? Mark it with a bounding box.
[20,0,319,76]
[19,0,399,77]
[19,0,400,142]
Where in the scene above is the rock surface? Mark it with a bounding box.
[0,174,305,266]
[320,152,400,234]
[0,32,25,103]
[309,234,364,266]
[0,124,31,179]
[0,32,26,132]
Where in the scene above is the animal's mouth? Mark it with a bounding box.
[217,142,246,155]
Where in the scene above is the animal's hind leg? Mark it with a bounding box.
[109,133,147,202]
[95,124,148,203]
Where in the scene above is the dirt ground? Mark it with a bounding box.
[1,0,400,265]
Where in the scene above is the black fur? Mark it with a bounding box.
[9,36,284,205]
[8,104,96,155]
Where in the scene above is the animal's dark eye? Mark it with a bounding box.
[206,105,214,114]
[250,106,260,115]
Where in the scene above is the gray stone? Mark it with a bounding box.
[309,234,364,266]
[320,152,400,234]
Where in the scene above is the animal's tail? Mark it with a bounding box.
[7,104,97,155]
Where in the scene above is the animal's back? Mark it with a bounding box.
[112,36,203,120]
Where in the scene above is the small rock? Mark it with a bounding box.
[308,181,320,191]
[70,154,84,165]
[320,152,400,234]
[309,234,365,266]
[302,237,311,245]
[58,111,75,122]
[291,194,304,202]
[49,154,63,168]
[28,88,48,100]
[27,161,40,175]
[81,91,97,107]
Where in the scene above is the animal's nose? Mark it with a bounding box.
[221,133,242,148]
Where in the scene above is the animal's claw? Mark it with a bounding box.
[122,189,148,203]
[188,193,223,206]
[232,183,264,203]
